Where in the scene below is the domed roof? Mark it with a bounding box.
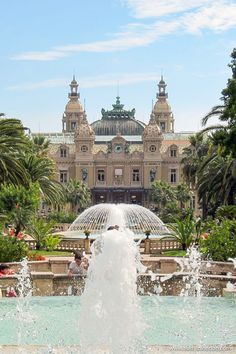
[142,114,162,138]
[91,96,145,136]
[65,100,84,113]
[153,100,171,113]
[92,118,145,136]
[75,115,95,138]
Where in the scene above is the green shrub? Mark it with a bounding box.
[0,233,28,262]
[47,211,76,223]
[44,235,61,252]
[200,219,236,261]
[216,205,236,220]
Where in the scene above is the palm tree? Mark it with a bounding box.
[198,154,236,208]
[65,179,91,213]
[0,118,30,186]
[31,135,50,156]
[151,181,176,209]
[181,134,209,188]
[27,217,58,250]
[174,183,191,208]
[21,154,65,205]
[167,215,196,250]
[200,49,236,158]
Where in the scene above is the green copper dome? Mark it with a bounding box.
[91,97,145,136]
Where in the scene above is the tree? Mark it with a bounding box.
[65,179,91,213]
[201,48,236,158]
[0,118,29,186]
[30,135,50,156]
[27,217,60,250]
[200,219,236,261]
[198,154,236,210]
[167,215,196,250]
[174,183,191,208]
[0,183,40,235]
[21,154,65,205]
[181,133,209,188]
[151,181,176,209]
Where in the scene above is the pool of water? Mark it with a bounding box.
[0,296,235,348]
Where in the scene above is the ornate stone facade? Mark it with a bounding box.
[40,77,197,209]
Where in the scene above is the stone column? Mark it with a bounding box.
[84,238,91,254]
[144,238,151,254]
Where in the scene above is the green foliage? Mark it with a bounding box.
[65,179,91,212]
[151,181,175,208]
[44,235,61,252]
[21,154,65,205]
[151,181,192,221]
[0,118,30,186]
[47,211,76,223]
[216,205,236,220]
[200,219,236,261]
[167,215,196,250]
[0,234,28,262]
[0,183,40,233]
[158,202,181,223]
[27,217,59,250]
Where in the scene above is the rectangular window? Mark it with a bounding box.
[132,169,140,182]
[97,169,105,181]
[60,148,67,158]
[170,149,177,157]
[160,122,165,131]
[71,122,76,130]
[115,168,123,176]
[60,170,68,183]
[170,169,177,183]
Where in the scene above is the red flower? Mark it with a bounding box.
[9,229,15,237]
[15,203,20,209]
[17,232,24,240]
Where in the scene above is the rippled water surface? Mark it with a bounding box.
[0,296,235,348]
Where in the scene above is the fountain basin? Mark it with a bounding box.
[0,296,235,350]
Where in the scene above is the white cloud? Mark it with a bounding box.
[11,0,236,61]
[182,1,236,33]
[11,50,68,61]
[7,72,158,91]
[123,0,213,18]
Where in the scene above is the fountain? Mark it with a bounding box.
[0,204,235,353]
[64,203,169,239]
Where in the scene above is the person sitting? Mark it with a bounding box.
[68,252,89,277]
[0,264,14,276]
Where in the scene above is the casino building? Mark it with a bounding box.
[40,76,196,209]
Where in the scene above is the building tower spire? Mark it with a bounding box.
[62,76,84,133]
[152,76,174,133]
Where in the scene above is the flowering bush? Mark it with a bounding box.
[200,219,236,261]
[0,230,28,262]
[28,253,46,261]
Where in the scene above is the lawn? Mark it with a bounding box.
[160,250,186,257]
[28,250,73,257]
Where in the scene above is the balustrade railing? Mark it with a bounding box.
[148,238,181,254]
[26,237,181,254]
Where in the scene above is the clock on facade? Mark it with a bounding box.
[114,145,123,153]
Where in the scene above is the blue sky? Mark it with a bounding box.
[1,0,236,133]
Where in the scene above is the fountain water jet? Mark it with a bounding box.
[79,226,147,354]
